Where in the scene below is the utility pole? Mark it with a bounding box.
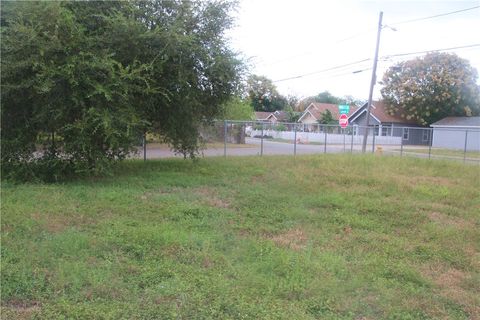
[362,11,383,153]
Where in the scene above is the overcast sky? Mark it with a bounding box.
[227,0,480,101]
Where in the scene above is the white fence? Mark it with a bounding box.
[249,129,402,145]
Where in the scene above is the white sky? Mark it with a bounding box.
[227,0,480,101]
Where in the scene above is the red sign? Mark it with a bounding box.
[339,114,348,128]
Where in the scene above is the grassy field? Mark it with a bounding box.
[1,155,479,319]
[398,148,480,160]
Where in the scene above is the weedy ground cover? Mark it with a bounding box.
[2,155,479,319]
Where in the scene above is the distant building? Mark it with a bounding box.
[297,102,358,131]
[430,117,480,151]
[254,110,289,123]
[348,101,429,145]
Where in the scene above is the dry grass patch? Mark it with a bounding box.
[268,228,308,251]
[420,265,479,319]
[2,300,41,320]
[413,176,457,187]
[31,212,94,233]
[428,211,473,230]
[193,186,231,209]
[388,174,457,189]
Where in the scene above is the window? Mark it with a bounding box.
[422,130,430,142]
[353,125,358,136]
[403,128,409,140]
[382,125,392,136]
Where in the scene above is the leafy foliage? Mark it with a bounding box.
[381,52,480,125]
[221,97,254,120]
[1,1,243,181]
[317,110,337,125]
[246,75,288,112]
[297,91,364,111]
[284,106,302,122]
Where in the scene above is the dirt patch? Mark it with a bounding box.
[420,265,479,319]
[162,244,184,258]
[193,187,231,209]
[414,176,456,187]
[251,174,265,184]
[433,268,466,288]
[428,211,472,229]
[202,256,214,269]
[464,246,480,270]
[390,174,456,188]
[268,228,308,251]
[143,186,231,208]
[3,300,41,319]
[31,212,94,233]
[154,295,178,305]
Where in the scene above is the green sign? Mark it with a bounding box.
[339,105,350,115]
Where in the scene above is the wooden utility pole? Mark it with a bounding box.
[362,11,383,153]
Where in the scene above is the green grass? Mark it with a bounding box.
[2,155,479,319]
[399,148,480,159]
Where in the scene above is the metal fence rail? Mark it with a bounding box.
[138,120,480,164]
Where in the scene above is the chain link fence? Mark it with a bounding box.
[137,120,480,164]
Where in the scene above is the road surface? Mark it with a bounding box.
[133,138,479,164]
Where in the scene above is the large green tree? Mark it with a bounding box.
[221,97,254,120]
[246,75,288,112]
[381,52,480,125]
[317,110,337,125]
[296,91,363,111]
[1,0,243,180]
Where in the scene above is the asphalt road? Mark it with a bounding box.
[133,138,479,164]
[137,138,380,158]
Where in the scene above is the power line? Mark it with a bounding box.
[258,6,479,68]
[273,58,371,83]
[382,43,480,59]
[272,43,480,84]
[304,67,373,81]
[389,5,480,26]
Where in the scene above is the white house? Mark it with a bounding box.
[430,117,480,151]
[297,102,357,131]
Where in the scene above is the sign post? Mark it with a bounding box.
[338,105,350,115]
[339,105,349,129]
[339,114,348,129]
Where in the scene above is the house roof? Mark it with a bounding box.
[255,112,272,120]
[430,117,480,127]
[298,103,358,122]
[350,101,418,124]
[255,110,289,121]
[271,110,289,121]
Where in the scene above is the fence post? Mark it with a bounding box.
[224,120,227,158]
[143,132,146,162]
[428,129,432,159]
[350,128,354,153]
[324,127,327,154]
[400,131,404,157]
[294,123,297,157]
[261,122,264,156]
[372,126,376,153]
[464,130,468,163]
